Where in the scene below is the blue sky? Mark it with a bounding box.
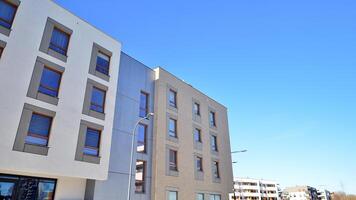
[55,0,356,194]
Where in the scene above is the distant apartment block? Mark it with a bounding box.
[317,189,331,200]
[0,0,233,199]
[230,178,280,200]
[283,186,319,200]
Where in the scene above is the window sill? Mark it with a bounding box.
[0,26,11,37]
[211,150,219,157]
[23,143,49,156]
[87,109,106,120]
[213,177,221,183]
[81,154,101,164]
[167,170,179,177]
[46,48,68,63]
[194,141,203,151]
[195,170,204,181]
[167,135,179,143]
[92,70,110,82]
[37,92,59,105]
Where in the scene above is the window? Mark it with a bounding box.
[168,89,177,108]
[39,18,72,62]
[169,149,178,171]
[90,87,106,113]
[211,135,218,151]
[168,191,178,200]
[139,92,149,117]
[197,193,204,200]
[193,102,200,116]
[0,0,18,33]
[210,194,221,200]
[49,27,70,56]
[0,46,3,58]
[168,118,177,138]
[95,51,110,75]
[194,128,202,143]
[135,160,146,193]
[137,123,147,153]
[38,67,62,97]
[209,111,216,127]
[212,161,220,179]
[25,113,52,146]
[83,128,101,156]
[196,156,203,172]
[0,174,56,200]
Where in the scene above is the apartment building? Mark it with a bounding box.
[0,0,121,199]
[317,189,331,200]
[283,186,319,200]
[151,68,234,200]
[0,0,233,200]
[229,178,279,200]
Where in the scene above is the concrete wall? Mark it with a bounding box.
[91,53,155,200]
[152,68,233,200]
[0,0,121,189]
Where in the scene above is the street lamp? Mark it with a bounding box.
[231,150,248,200]
[127,113,154,200]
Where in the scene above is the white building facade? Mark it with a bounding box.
[0,0,121,199]
[283,186,319,200]
[230,178,279,200]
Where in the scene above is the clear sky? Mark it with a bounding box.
[55,0,356,194]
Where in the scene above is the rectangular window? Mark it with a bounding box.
[96,51,110,75]
[0,47,3,58]
[83,128,101,156]
[194,128,202,143]
[25,113,52,146]
[168,118,177,138]
[0,1,17,30]
[193,102,200,116]
[90,87,106,113]
[135,160,145,193]
[210,194,221,200]
[168,89,177,108]
[168,191,178,200]
[49,27,70,56]
[197,193,204,200]
[38,67,62,97]
[139,92,149,117]
[196,156,203,172]
[212,161,220,179]
[169,149,178,171]
[137,123,147,153]
[211,135,218,151]
[209,111,216,127]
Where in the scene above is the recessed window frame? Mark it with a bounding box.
[166,85,178,112]
[88,43,113,81]
[0,0,20,36]
[90,86,106,113]
[168,118,177,138]
[13,103,56,156]
[83,127,101,157]
[166,145,179,177]
[194,128,202,143]
[169,149,178,171]
[0,40,6,58]
[212,160,221,182]
[39,17,73,62]
[210,134,218,152]
[167,190,178,200]
[168,89,177,108]
[209,109,217,128]
[82,78,108,120]
[135,160,146,193]
[75,120,104,164]
[139,91,149,118]
[27,56,65,106]
[192,98,202,123]
[25,113,53,147]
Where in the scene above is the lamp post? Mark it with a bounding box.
[231,150,248,200]
[127,113,154,200]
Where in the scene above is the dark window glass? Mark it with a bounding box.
[25,114,52,146]
[169,149,178,171]
[193,102,200,116]
[0,1,17,29]
[209,111,216,127]
[212,162,220,179]
[38,67,62,97]
[96,52,110,75]
[84,128,100,156]
[211,135,218,151]
[135,160,145,193]
[211,194,221,200]
[37,180,56,200]
[194,128,201,143]
[137,123,146,153]
[168,118,177,138]
[49,28,69,56]
[0,47,3,58]
[90,87,106,113]
[168,89,177,108]
[196,156,203,171]
[0,180,16,199]
[139,92,149,117]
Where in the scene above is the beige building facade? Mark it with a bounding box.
[152,68,234,200]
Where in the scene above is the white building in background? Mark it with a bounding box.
[317,189,331,200]
[230,178,279,200]
[283,186,318,200]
